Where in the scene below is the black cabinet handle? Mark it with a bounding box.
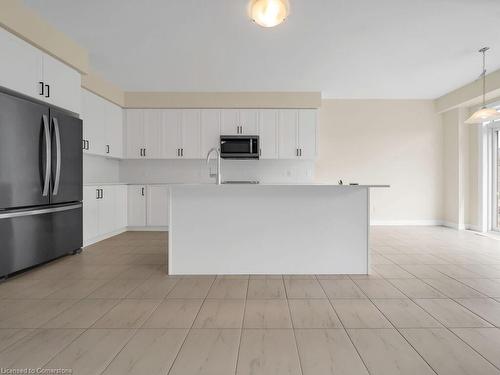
[45,84,50,98]
[106,145,110,154]
[300,148,302,157]
[39,81,44,96]
[101,189,104,199]
[87,140,90,150]
[181,148,184,157]
[143,148,146,157]
[96,189,99,199]
[141,187,145,196]
[83,140,86,150]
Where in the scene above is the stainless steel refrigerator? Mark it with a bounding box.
[0,88,83,278]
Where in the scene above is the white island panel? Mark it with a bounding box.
[169,185,370,275]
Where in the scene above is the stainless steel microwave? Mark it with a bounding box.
[220,135,259,159]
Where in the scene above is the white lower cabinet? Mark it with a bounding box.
[127,185,147,227]
[83,185,128,244]
[147,185,169,226]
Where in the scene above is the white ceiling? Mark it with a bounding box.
[24,0,500,98]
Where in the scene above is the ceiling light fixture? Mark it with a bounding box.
[465,47,500,124]
[248,0,289,28]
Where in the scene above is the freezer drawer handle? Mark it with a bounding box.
[0,203,82,219]
[52,117,62,196]
[42,114,51,197]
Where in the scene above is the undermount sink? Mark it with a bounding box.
[222,180,260,184]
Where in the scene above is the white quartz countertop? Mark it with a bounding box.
[84,182,390,187]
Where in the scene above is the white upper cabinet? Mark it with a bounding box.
[143,109,163,159]
[0,28,81,114]
[42,53,81,114]
[221,109,259,135]
[200,109,221,158]
[239,109,259,135]
[82,89,123,158]
[297,109,317,159]
[180,109,201,159]
[221,109,240,135]
[125,109,145,159]
[278,109,299,159]
[162,109,181,158]
[278,109,317,159]
[124,108,317,160]
[259,109,279,159]
[0,27,42,100]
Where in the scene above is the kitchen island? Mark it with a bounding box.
[168,184,389,275]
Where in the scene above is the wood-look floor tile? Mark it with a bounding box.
[247,279,286,299]
[400,265,447,278]
[86,278,145,299]
[207,278,248,299]
[400,328,500,375]
[295,329,369,375]
[284,279,326,298]
[166,278,214,299]
[422,278,486,298]
[44,329,136,375]
[288,299,342,328]
[455,298,500,327]
[331,299,392,328]
[0,328,83,369]
[372,299,442,328]
[92,299,161,328]
[101,329,187,375]
[125,276,178,299]
[193,299,245,328]
[414,298,492,328]
[237,329,301,375]
[244,299,292,328]
[348,328,435,375]
[142,299,203,328]
[457,278,500,298]
[388,278,446,298]
[353,279,407,298]
[372,264,415,278]
[46,279,108,299]
[169,329,240,375]
[0,299,77,328]
[319,279,367,299]
[0,329,35,352]
[43,299,120,328]
[452,328,500,369]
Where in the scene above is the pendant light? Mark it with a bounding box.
[248,0,290,28]
[465,47,500,124]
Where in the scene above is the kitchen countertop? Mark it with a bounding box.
[84,182,390,187]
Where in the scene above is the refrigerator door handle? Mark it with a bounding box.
[0,203,82,219]
[52,117,62,196]
[42,114,51,197]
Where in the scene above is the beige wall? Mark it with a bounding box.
[315,99,443,223]
[442,109,460,226]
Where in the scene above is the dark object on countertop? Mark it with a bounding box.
[349,183,359,185]
[338,179,343,185]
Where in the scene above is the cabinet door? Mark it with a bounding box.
[126,109,145,158]
[42,54,81,114]
[127,185,146,227]
[0,28,41,100]
[239,109,259,135]
[180,109,201,159]
[298,109,317,159]
[278,109,298,159]
[200,109,221,157]
[147,185,169,226]
[259,110,278,159]
[82,89,105,156]
[99,186,116,234]
[114,185,128,229]
[162,109,181,159]
[220,109,239,135]
[144,109,163,159]
[105,102,123,158]
[83,186,99,242]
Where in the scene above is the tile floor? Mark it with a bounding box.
[1,227,500,374]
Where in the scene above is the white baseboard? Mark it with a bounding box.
[83,227,127,247]
[126,226,168,232]
[370,220,443,226]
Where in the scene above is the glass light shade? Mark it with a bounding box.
[248,0,289,28]
[465,107,500,124]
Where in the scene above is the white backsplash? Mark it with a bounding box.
[119,159,315,184]
[83,154,120,184]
